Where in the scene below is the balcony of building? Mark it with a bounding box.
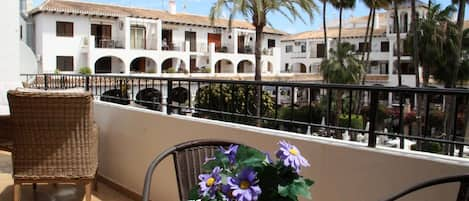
[2,74,469,201]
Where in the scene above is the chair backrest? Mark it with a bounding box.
[142,139,242,201]
[7,89,98,179]
[383,174,469,201]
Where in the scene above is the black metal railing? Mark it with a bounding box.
[21,74,469,158]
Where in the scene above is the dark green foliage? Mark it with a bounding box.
[135,88,162,111]
[338,114,364,129]
[411,142,443,154]
[194,84,275,125]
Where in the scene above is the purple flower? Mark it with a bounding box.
[228,168,262,201]
[276,140,310,172]
[221,184,234,201]
[220,144,239,164]
[198,166,222,199]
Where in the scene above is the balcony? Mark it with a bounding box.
[4,74,469,201]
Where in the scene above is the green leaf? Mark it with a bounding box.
[188,187,200,200]
[278,178,315,200]
[236,145,267,169]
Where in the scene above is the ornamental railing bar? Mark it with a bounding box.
[21,74,469,158]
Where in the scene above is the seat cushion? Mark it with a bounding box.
[0,82,22,106]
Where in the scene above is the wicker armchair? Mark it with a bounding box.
[7,90,98,201]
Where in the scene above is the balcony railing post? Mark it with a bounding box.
[44,74,49,91]
[167,80,173,115]
[368,90,379,148]
[85,76,90,91]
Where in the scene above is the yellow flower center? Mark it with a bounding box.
[289,148,298,156]
[240,181,250,189]
[206,177,216,187]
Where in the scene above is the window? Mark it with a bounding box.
[20,25,23,40]
[268,39,276,48]
[358,42,370,52]
[131,26,146,49]
[381,41,389,52]
[301,44,307,53]
[286,45,293,53]
[56,21,74,37]
[317,44,325,58]
[56,56,74,71]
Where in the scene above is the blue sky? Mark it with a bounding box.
[33,0,462,34]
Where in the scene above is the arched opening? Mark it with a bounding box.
[309,63,320,74]
[237,60,254,73]
[214,59,234,73]
[130,57,157,74]
[95,56,125,74]
[161,58,186,73]
[291,63,307,73]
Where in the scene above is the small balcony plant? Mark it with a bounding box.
[189,140,314,201]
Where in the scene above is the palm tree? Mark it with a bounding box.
[330,0,356,50]
[209,0,317,81]
[450,0,467,88]
[362,0,389,84]
[321,42,364,119]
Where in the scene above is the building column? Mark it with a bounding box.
[232,30,238,54]
[156,20,162,51]
[388,39,395,76]
[272,47,281,75]
[124,17,131,50]
[209,43,216,76]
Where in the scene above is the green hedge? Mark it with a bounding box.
[338,114,364,129]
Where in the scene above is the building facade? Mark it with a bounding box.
[281,1,429,87]
[28,0,284,78]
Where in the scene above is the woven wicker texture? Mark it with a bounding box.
[7,90,98,180]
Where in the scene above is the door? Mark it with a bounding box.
[208,33,222,52]
[190,57,197,72]
[131,26,146,49]
[91,24,112,48]
[185,31,197,52]
[162,29,173,50]
[238,36,245,53]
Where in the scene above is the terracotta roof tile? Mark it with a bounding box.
[281,27,387,41]
[31,0,286,35]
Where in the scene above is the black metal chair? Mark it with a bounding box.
[383,174,469,201]
[142,139,244,201]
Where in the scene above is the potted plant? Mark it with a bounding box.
[79,66,92,75]
[189,140,314,201]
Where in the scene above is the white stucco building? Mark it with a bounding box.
[281,1,430,87]
[28,0,284,77]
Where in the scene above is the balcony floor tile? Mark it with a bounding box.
[0,151,132,201]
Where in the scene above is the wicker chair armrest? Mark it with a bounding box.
[0,116,12,140]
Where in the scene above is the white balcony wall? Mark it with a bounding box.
[95,102,469,201]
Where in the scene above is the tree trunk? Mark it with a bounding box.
[411,0,423,148]
[364,8,376,83]
[361,8,373,64]
[255,26,264,81]
[323,1,328,58]
[255,25,264,127]
[394,1,402,86]
[338,7,343,50]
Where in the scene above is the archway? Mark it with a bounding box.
[95,56,125,74]
[161,58,186,73]
[237,60,254,73]
[130,57,157,74]
[309,64,320,74]
[291,63,307,73]
[215,59,234,73]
